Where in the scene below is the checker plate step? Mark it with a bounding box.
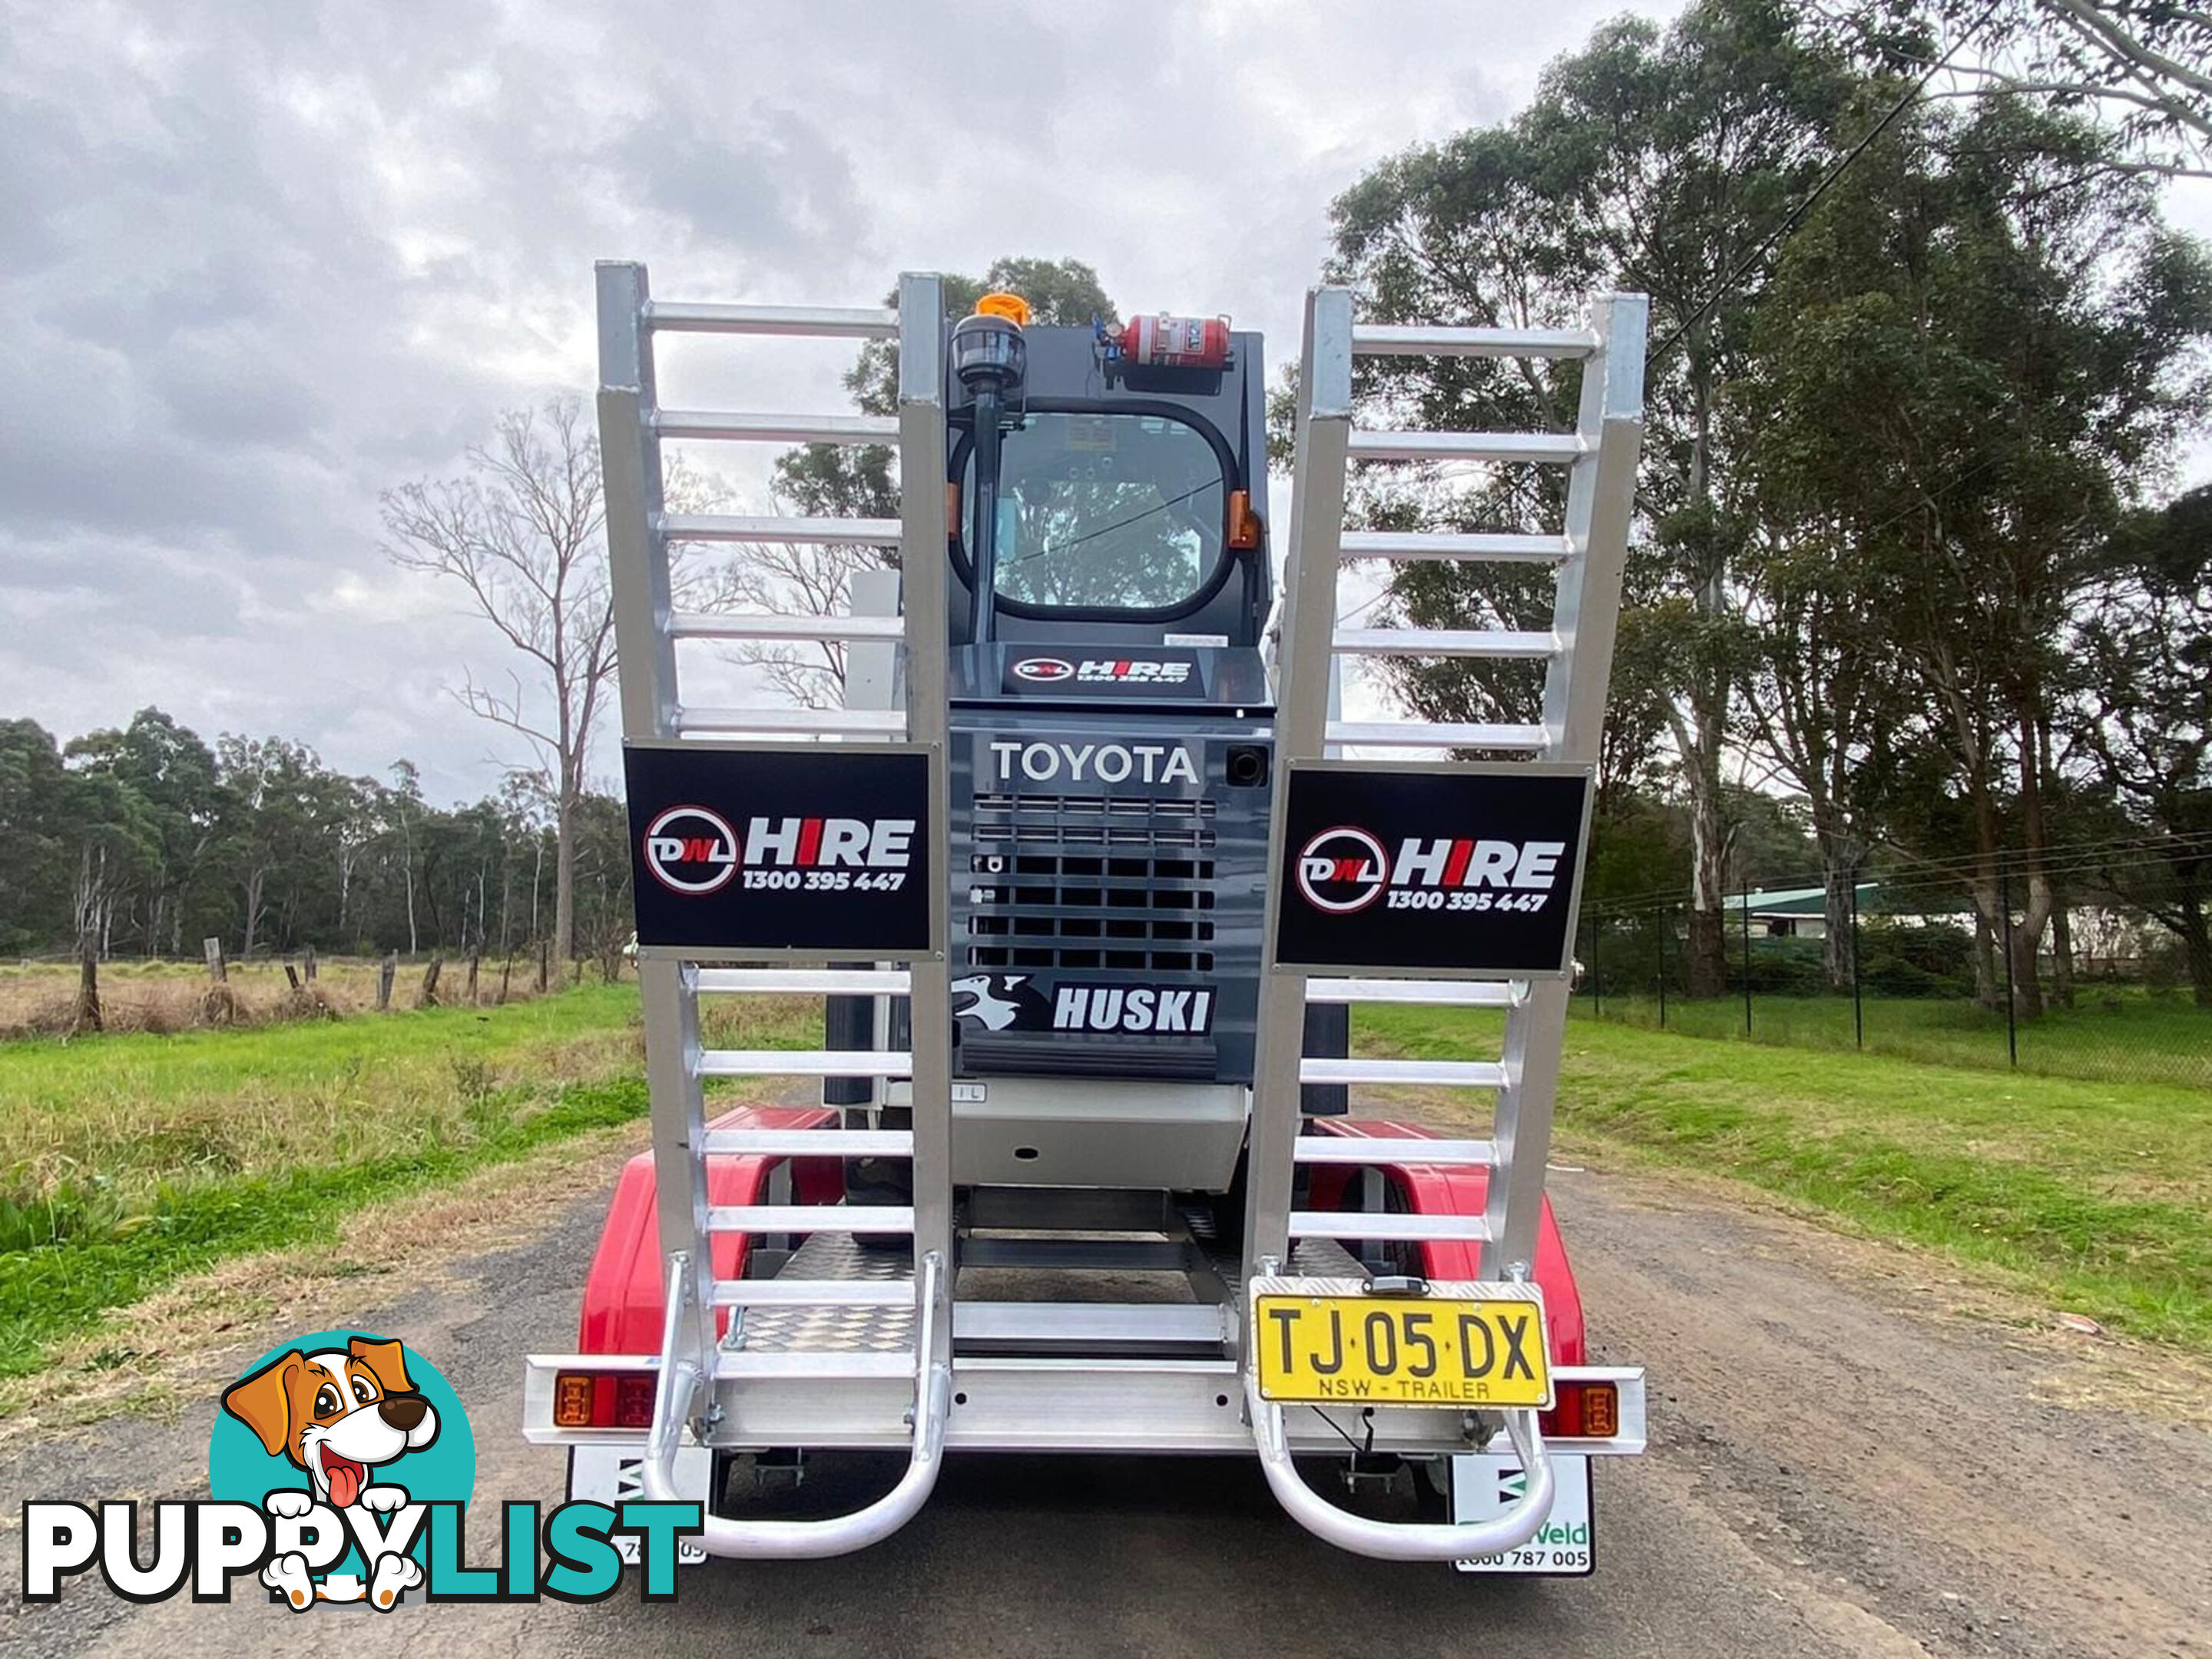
[729,1233,916,1354]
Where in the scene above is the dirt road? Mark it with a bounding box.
[5,1147,2207,1658]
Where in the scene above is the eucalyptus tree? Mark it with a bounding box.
[2073,486,2212,1004]
[1747,94,2212,1015]
[1324,0,1866,995]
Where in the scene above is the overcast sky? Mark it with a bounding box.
[5,0,2208,804]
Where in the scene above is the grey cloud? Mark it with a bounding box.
[3,0,2199,807]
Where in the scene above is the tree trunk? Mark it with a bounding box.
[2050,899,2075,1009]
[1680,318,1732,1003]
[1971,904,1998,1009]
[2009,906,2046,1022]
[2180,897,2212,1010]
[242,866,265,959]
[403,816,419,956]
[1815,821,1861,995]
[1681,733,1730,998]
[553,786,578,966]
[74,938,102,1035]
[2008,711,2052,1021]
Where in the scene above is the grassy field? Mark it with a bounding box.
[1363,1005,2212,1355]
[5,979,2207,1379]
[0,985,813,1376]
[1569,989,2212,1091]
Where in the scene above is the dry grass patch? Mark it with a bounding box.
[0,955,558,1041]
[0,1120,652,1449]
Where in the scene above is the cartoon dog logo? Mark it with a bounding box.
[221,1336,439,1610]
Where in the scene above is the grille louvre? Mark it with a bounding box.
[965,793,1219,974]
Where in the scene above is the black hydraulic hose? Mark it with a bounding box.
[967,385,1004,647]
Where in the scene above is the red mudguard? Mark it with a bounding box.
[1303,1119,1588,1366]
[578,1112,1587,1366]
[578,1103,842,1355]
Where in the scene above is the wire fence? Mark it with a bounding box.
[1571,843,2212,1093]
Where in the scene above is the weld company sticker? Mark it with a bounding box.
[20,1329,701,1608]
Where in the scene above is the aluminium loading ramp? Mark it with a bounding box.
[565,264,1646,1560]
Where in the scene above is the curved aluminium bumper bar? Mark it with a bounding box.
[641,1250,951,1559]
[1245,1371,1556,1561]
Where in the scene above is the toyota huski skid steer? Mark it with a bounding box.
[523,265,1649,1573]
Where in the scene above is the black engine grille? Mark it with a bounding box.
[965,794,1217,973]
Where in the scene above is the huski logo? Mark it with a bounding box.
[1053,984,1214,1035]
[949,976,1214,1036]
[952,973,1048,1031]
[1295,826,1389,914]
[991,740,1198,786]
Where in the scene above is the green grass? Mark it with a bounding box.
[8,972,2207,1378]
[0,984,812,1377]
[1569,989,2212,1091]
[1362,1006,2212,1354]
[0,1077,650,1377]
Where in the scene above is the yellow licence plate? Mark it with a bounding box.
[1253,1290,1552,1408]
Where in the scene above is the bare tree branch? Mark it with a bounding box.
[380,397,617,962]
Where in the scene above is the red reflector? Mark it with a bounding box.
[1540,1379,1620,1439]
[615,1372,657,1429]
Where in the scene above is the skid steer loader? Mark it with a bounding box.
[523,264,1648,1571]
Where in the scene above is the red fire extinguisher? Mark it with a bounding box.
[1121,312,1234,370]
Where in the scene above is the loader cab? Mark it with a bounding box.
[943,317,1273,658]
[910,305,1318,1196]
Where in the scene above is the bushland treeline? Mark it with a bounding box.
[0,709,634,968]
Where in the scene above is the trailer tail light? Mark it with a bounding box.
[553,1372,596,1428]
[1540,1379,1620,1440]
[615,1373,657,1429]
[553,1369,660,1430]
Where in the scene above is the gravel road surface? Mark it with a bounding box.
[5,1152,2206,1658]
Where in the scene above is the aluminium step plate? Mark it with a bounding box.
[729,1233,916,1354]
[726,1233,1365,1356]
[1288,1237,1366,1277]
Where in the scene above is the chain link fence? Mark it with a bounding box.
[1571,846,2212,1092]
